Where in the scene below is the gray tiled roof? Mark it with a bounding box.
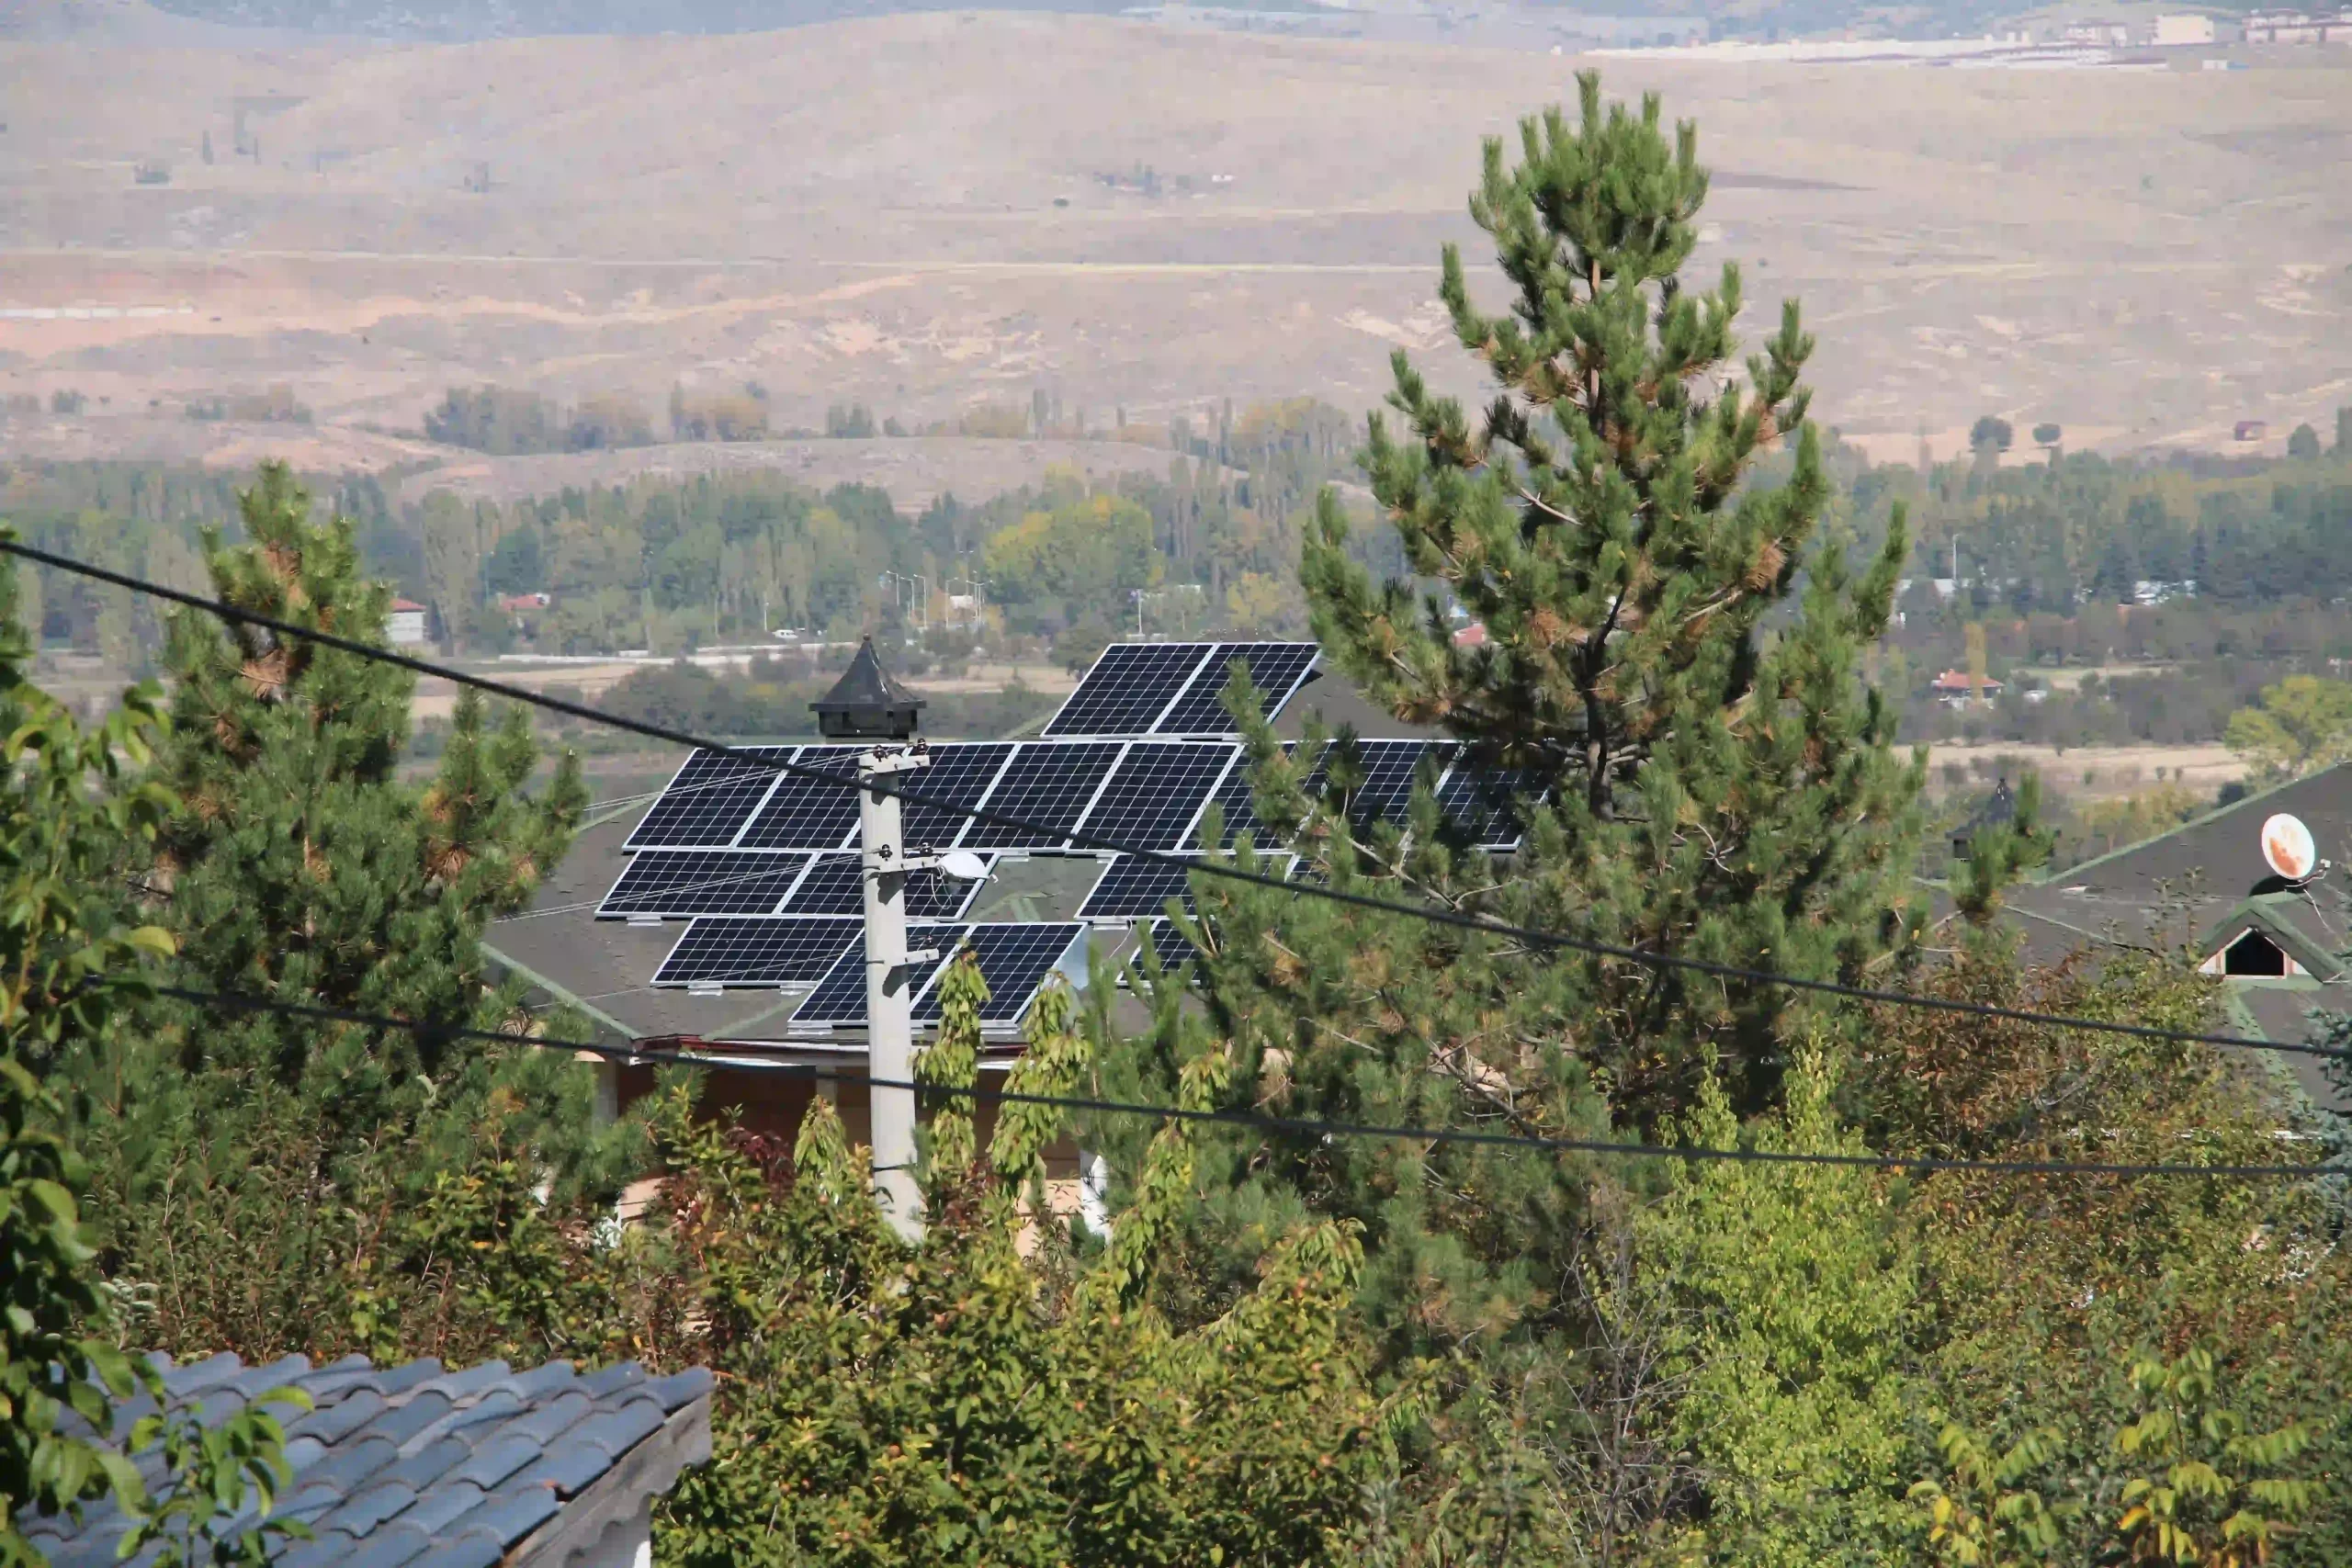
[25,1353,711,1568]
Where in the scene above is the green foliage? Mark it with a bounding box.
[2223,673,2352,780]
[116,1389,313,1568]
[1971,416,2015,454]
[0,546,174,1565]
[1914,1348,2321,1568]
[1951,770,2053,926]
[1911,1425,2068,1568]
[980,491,1163,614]
[1643,1044,1919,1566]
[2286,423,2321,462]
[2111,1348,2314,1568]
[62,463,627,1359]
[654,966,1384,1567]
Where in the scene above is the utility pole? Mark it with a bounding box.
[858,742,932,1242]
[811,636,933,1243]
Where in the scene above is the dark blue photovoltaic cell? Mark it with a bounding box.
[961,742,1123,851]
[1435,753,1550,849]
[1197,741,1310,849]
[901,743,1017,850]
[912,923,1085,1025]
[1076,742,1238,852]
[1305,739,1437,833]
[1078,856,1198,919]
[652,917,862,987]
[1152,643,1319,734]
[736,746,864,850]
[775,852,986,919]
[1042,643,1215,737]
[792,926,968,1026]
[624,747,792,849]
[599,850,806,918]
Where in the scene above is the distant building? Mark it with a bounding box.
[388,597,429,646]
[2244,8,2352,41]
[1930,670,2005,707]
[2132,579,2198,606]
[2064,18,2132,43]
[1453,621,1488,649]
[498,592,553,613]
[2234,420,2269,442]
[2154,11,2217,43]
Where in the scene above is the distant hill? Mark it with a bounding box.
[138,0,1150,40]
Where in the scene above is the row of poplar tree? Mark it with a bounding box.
[11,72,2352,1566]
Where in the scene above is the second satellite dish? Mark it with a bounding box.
[2261,813,2318,882]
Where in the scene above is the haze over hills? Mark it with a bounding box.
[2,7,2347,478]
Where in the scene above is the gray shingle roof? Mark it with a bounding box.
[25,1354,711,1568]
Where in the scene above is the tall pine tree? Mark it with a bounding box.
[1094,75,1925,1373]
[74,465,620,1350]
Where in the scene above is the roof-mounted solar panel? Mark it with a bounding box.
[598,850,808,919]
[1079,855,1199,920]
[901,742,1018,850]
[1304,739,1437,835]
[1074,741,1239,852]
[652,916,862,988]
[1151,642,1318,735]
[774,852,989,919]
[736,745,864,851]
[791,925,969,1027]
[1434,752,1550,851]
[911,923,1088,1027]
[961,741,1125,851]
[624,746,793,850]
[1043,643,1216,738]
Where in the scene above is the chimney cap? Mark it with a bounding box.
[811,637,925,741]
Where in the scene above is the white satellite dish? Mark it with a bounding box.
[2261,813,2318,882]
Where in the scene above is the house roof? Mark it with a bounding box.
[1999,761,2352,1110]
[390,599,427,613]
[26,1353,712,1568]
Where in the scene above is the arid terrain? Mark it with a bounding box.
[2,5,2348,491]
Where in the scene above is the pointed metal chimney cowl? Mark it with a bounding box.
[811,637,925,741]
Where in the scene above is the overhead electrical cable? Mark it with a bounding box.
[146,984,2331,1181]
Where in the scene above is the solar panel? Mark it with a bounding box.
[1308,739,1437,834]
[792,926,968,1027]
[652,917,861,987]
[1152,642,1319,735]
[1138,918,1191,968]
[1078,855,1199,919]
[736,745,864,851]
[901,742,1016,850]
[1197,740,1308,849]
[962,741,1124,851]
[624,747,792,850]
[774,852,987,919]
[913,923,1086,1025]
[1076,742,1239,852]
[1042,643,1214,737]
[598,850,806,918]
[1435,755,1550,850]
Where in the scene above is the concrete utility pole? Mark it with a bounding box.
[812,635,933,1243]
[858,743,933,1242]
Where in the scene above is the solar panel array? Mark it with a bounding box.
[602,642,1552,1032]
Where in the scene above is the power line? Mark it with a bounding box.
[16,539,2350,1068]
[147,984,2331,1181]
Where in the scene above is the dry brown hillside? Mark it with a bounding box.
[3,10,2347,474]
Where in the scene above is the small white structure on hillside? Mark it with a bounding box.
[388,597,429,647]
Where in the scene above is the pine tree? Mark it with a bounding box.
[1093,75,1925,1371]
[75,464,616,1347]
[1300,72,1922,1114]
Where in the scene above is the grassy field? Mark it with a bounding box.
[2,9,2346,486]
